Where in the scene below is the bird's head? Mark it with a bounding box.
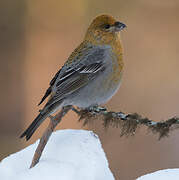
[84,14,126,45]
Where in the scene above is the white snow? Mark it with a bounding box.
[137,169,179,180]
[0,129,114,180]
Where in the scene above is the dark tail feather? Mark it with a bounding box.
[20,112,49,141]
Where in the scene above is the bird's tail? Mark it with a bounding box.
[20,111,49,141]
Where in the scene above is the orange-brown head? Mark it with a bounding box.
[84,14,126,45]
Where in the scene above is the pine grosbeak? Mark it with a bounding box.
[20,14,126,140]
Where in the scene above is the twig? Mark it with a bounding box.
[30,106,72,168]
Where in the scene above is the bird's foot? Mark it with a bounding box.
[87,105,107,114]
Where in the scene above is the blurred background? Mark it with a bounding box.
[1,0,179,179]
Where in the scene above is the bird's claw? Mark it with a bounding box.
[87,106,107,114]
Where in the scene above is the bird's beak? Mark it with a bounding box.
[113,21,126,32]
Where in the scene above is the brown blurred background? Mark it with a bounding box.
[1,0,179,179]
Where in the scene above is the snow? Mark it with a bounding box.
[137,169,179,180]
[0,129,114,180]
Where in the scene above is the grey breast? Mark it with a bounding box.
[62,45,120,108]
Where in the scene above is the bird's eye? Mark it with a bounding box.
[104,24,110,29]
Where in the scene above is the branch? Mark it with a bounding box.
[30,105,179,168]
[74,107,179,140]
[30,105,72,168]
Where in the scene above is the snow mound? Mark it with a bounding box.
[0,129,114,180]
[137,169,179,180]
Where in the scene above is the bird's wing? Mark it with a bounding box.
[44,45,107,108]
[38,69,61,105]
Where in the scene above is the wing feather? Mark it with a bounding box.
[45,62,105,108]
[39,45,107,108]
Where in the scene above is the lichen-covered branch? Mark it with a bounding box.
[74,107,179,140]
[30,105,179,168]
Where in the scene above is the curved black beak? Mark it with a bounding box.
[114,21,126,32]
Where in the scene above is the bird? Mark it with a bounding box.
[20,14,126,141]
